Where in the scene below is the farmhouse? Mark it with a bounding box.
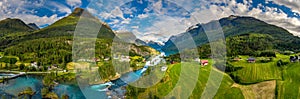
[161,66,168,71]
[201,60,209,66]
[94,58,100,62]
[232,57,241,61]
[120,55,130,62]
[247,58,256,63]
[290,56,298,62]
[194,58,201,63]
[104,57,110,61]
[30,62,38,68]
[170,60,175,64]
[113,54,119,59]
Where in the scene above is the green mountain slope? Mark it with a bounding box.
[0,18,35,48]
[2,8,157,67]
[162,15,300,55]
[0,18,34,34]
[0,8,115,49]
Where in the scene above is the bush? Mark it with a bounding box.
[255,51,276,57]
[277,60,289,67]
[19,63,25,70]
[260,51,276,57]
[260,58,273,63]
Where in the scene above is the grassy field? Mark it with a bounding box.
[124,53,300,98]
[229,55,283,83]
[277,62,300,99]
[128,61,244,99]
[233,80,276,99]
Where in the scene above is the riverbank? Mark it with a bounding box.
[0,70,51,74]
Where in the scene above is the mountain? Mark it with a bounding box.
[0,18,34,34]
[27,7,115,39]
[27,23,40,30]
[162,15,300,55]
[135,39,147,46]
[0,18,34,32]
[146,41,163,51]
[0,8,116,49]
[2,8,158,66]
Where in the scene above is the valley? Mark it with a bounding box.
[0,7,300,99]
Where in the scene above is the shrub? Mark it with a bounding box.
[277,60,289,67]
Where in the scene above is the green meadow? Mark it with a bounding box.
[126,61,244,99]
[125,53,300,99]
[277,62,300,99]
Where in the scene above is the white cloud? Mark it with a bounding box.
[111,7,125,19]
[90,0,300,43]
[131,26,139,29]
[66,0,82,8]
[135,15,190,42]
[0,0,70,27]
[137,14,149,19]
[137,0,300,42]
[190,0,300,36]
[270,0,300,14]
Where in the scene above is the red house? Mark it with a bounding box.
[201,60,209,66]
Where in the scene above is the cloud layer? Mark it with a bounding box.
[86,0,300,42]
[0,0,299,41]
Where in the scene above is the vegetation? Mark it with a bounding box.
[1,7,300,98]
[18,87,36,99]
[277,62,300,98]
[162,16,300,54]
[125,62,245,98]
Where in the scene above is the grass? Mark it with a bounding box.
[233,80,276,99]
[229,55,282,83]
[277,62,300,99]
[126,53,300,98]
[129,61,244,99]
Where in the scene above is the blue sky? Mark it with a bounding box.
[0,0,299,43]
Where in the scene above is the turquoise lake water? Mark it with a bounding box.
[0,75,85,99]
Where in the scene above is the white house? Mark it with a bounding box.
[113,54,119,59]
[161,66,168,71]
[31,62,38,68]
[104,57,110,61]
[194,58,200,63]
[120,55,130,62]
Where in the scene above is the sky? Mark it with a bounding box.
[0,0,300,43]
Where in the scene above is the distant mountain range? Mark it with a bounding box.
[27,23,40,30]
[161,15,300,55]
[1,8,300,58]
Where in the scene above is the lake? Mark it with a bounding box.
[0,75,85,99]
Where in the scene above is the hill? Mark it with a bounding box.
[0,18,34,34]
[1,8,158,72]
[0,8,116,49]
[0,18,35,48]
[162,15,300,55]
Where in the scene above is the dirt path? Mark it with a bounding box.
[232,80,276,99]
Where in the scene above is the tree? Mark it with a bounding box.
[19,63,25,70]
[44,92,59,99]
[18,87,35,99]
[41,88,49,97]
[61,94,69,99]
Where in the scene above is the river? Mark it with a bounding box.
[0,53,166,98]
[0,75,85,99]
